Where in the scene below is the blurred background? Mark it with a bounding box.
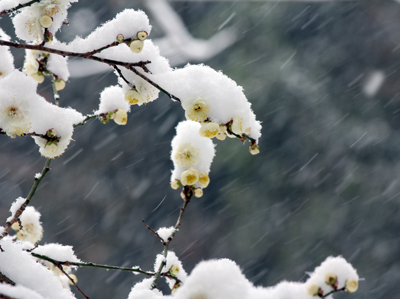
[1,0,400,298]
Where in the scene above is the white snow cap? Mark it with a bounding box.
[0,28,15,78]
[172,259,252,299]
[7,196,26,222]
[47,53,70,81]
[33,243,81,263]
[170,121,215,187]
[50,9,151,53]
[96,85,130,115]
[159,64,262,142]
[12,0,78,42]
[0,237,77,299]
[305,256,359,296]
[157,226,175,243]
[127,278,163,299]
[0,284,44,299]
[154,251,187,289]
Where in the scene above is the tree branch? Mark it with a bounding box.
[1,158,51,240]
[56,264,89,299]
[0,0,42,16]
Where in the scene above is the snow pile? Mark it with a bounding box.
[170,121,215,192]
[12,0,78,43]
[0,70,83,158]
[156,226,175,243]
[7,196,26,222]
[127,278,163,299]
[158,64,262,144]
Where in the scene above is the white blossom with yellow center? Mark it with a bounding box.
[124,88,144,105]
[0,99,32,138]
[197,173,210,188]
[181,168,199,186]
[14,206,43,244]
[174,143,200,167]
[183,98,211,122]
[114,109,128,125]
[199,122,219,138]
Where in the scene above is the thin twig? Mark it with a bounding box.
[56,264,89,299]
[321,287,345,298]
[0,271,15,286]
[73,114,98,128]
[151,187,192,289]
[49,72,60,106]
[0,0,42,16]
[113,65,134,88]
[141,219,165,243]
[126,65,181,102]
[1,159,51,240]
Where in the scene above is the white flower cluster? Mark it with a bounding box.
[170,121,215,197]
[12,0,78,43]
[127,256,358,299]
[159,64,262,154]
[23,48,69,88]
[11,206,43,244]
[0,70,83,157]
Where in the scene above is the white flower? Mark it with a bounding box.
[15,206,43,244]
[13,6,44,42]
[345,279,358,293]
[183,98,211,122]
[181,168,199,186]
[0,98,31,138]
[173,143,200,167]
[199,122,219,138]
[39,15,53,28]
[197,173,210,188]
[125,88,144,105]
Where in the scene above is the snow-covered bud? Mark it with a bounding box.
[170,265,180,276]
[124,88,143,105]
[171,179,181,190]
[198,173,210,188]
[183,98,211,122]
[199,122,219,138]
[129,40,144,54]
[45,143,58,154]
[116,34,125,43]
[245,126,251,135]
[137,31,148,41]
[55,79,66,91]
[181,168,199,186]
[308,284,323,297]
[325,273,337,286]
[11,222,20,232]
[194,188,203,198]
[249,144,260,155]
[31,73,45,84]
[113,109,128,125]
[345,279,358,293]
[46,128,57,137]
[39,15,53,28]
[231,116,244,135]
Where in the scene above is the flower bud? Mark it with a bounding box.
[129,40,144,54]
[180,189,186,201]
[171,179,181,190]
[249,144,260,155]
[31,73,45,84]
[170,265,180,276]
[137,31,148,41]
[55,79,66,91]
[198,173,210,188]
[40,15,53,28]
[308,284,323,297]
[113,109,128,125]
[11,222,20,232]
[68,274,78,285]
[45,143,58,154]
[124,88,143,105]
[231,116,244,135]
[216,133,226,141]
[194,188,203,198]
[46,128,57,137]
[325,273,337,286]
[116,34,124,43]
[345,279,358,293]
